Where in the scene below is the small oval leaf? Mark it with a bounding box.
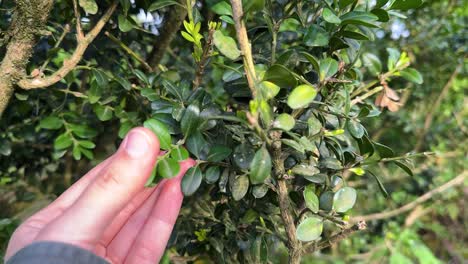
[304,185,319,213]
[231,174,249,201]
[296,216,323,242]
[333,187,357,212]
[249,146,272,184]
[287,84,317,109]
[144,119,172,150]
[182,166,203,196]
[157,157,181,179]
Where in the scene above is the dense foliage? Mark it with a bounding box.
[1,0,466,263]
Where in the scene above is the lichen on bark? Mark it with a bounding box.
[0,0,54,116]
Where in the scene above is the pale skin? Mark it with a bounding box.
[5,127,195,264]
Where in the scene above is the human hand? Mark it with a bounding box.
[5,127,194,264]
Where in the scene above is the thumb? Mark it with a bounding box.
[35,127,160,250]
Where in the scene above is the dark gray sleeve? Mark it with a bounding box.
[5,241,109,264]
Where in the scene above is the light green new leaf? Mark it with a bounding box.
[333,187,357,212]
[39,116,63,130]
[287,85,317,109]
[231,174,249,201]
[319,58,339,81]
[213,30,240,60]
[273,113,295,131]
[323,8,341,24]
[296,216,323,242]
[79,0,98,14]
[304,185,319,213]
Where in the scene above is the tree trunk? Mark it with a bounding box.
[0,0,54,117]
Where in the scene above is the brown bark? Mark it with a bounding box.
[0,0,54,117]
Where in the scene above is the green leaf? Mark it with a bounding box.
[211,1,232,16]
[368,170,389,197]
[323,8,341,24]
[114,76,132,91]
[88,81,102,103]
[374,142,394,158]
[161,80,183,100]
[69,124,97,139]
[72,145,82,160]
[118,15,133,32]
[287,84,317,109]
[339,0,357,8]
[319,58,339,81]
[252,184,269,198]
[94,105,113,121]
[181,104,201,138]
[304,185,319,213]
[340,11,379,27]
[375,0,389,8]
[340,30,370,40]
[347,120,365,138]
[78,140,96,149]
[273,113,295,131]
[291,164,320,177]
[333,187,357,212]
[249,146,272,184]
[393,160,414,177]
[213,30,240,60]
[400,68,423,84]
[231,174,249,201]
[79,0,98,14]
[205,166,221,184]
[186,132,206,159]
[371,8,390,22]
[308,115,322,136]
[170,146,189,161]
[296,216,323,242]
[207,145,232,162]
[320,191,334,211]
[233,144,254,170]
[304,25,329,47]
[182,166,203,196]
[319,157,342,170]
[0,139,12,156]
[390,0,423,10]
[304,173,327,184]
[264,64,297,88]
[54,133,73,150]
[259,81,280,99]
[143,119,172,150]
[93,69,109,87]
[148,0,180,11]
[39,116,63,130]
[157,157,181,179]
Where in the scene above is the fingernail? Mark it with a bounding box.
[124,130,150,158]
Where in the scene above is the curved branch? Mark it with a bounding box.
[17,1,118,90]
[351,171,467,223]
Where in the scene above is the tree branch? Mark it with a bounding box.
[0,0,54,116]
[192,27,215,90]
[230,0,258,97]
[17,1,118,90]
[270,131,301,264]
[351,171,467,223]
[303,221,367,253]
[104,31,153,72]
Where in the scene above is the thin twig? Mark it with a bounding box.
[193,27,215,89]
[351,171,467,223]
[17,1,119,89]
[104,31,153,72]
[72,0,84,40]
[303,221,367,253]
[230,0,258,97]
[351,86,383,105]
[39,24,71,73]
